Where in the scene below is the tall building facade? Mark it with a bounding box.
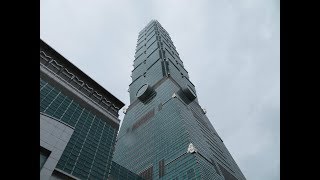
[40,39,137,180]
[112,20,246,180]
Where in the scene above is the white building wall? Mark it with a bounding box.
[40,113,74,180]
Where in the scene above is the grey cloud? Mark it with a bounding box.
[41,0,279,179]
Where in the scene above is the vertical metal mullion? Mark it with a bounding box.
[44,91,61,113]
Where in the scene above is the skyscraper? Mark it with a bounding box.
[112,20,246,180]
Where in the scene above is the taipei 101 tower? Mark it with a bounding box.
[112,20,246,180]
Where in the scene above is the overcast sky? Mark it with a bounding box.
[41,0,279,179]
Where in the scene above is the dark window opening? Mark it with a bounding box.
[139,165,153,180]
[218,164,238,180]
[210,158,221,176]
[40,147,51,170]
[158,103,163,111]
[132,108,155,130]
[159,159,165,178]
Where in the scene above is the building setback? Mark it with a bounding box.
[40,39,142,180]
[112,20,246,180]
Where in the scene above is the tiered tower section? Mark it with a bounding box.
[113,20,246,180]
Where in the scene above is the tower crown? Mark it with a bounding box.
[130,20,196,104]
